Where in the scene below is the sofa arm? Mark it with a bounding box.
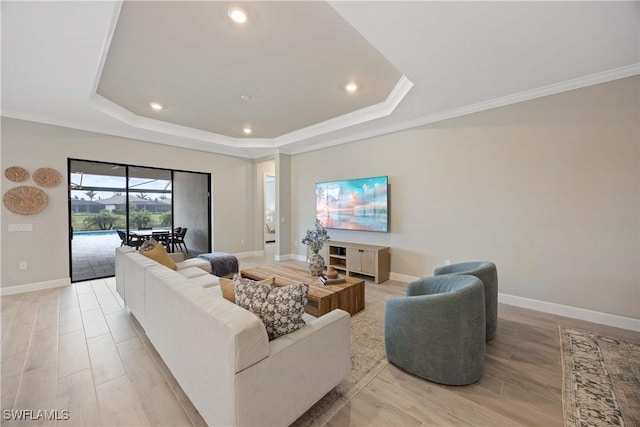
[235,309,351,426]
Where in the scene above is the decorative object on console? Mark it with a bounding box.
[318,275,346,286]
[4,166,29,182]
[32,167,62,187]
[319,266,345,285]
[3,185,48,215]
[302,218,330,276]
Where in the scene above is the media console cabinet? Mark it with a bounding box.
[327,241,390,283]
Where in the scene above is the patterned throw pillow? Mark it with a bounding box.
[220,275,275,303]
[234,276,308,340]
[138,238,159,253]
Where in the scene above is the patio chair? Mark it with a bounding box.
[174,227,188,253]
[152,231,169,247]
[117,230,142,249]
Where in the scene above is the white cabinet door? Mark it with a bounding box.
[360,250,375,275]
[346,248,361,272]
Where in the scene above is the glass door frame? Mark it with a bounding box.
[68,158,211,283]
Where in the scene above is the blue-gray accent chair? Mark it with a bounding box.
[384,275,486,385]
[434,261,498,341]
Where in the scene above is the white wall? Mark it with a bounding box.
[1,118,257,289]
[291,76,640,320]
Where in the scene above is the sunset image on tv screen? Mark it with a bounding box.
[316,176,388,232]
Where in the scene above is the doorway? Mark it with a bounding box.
[264,175,276,245]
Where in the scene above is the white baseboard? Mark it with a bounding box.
[234,250,264,258]
[384,274,639,332]
[389,272,419,283]
[0,278,71,296]
[498,293,640,332]
[275,254,305,262]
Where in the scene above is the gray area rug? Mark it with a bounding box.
[559,326,640,427]
[291,300,389,427]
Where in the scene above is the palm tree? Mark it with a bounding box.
[130,210,153,228]
[83,210,117,230]
[85,190,97,201]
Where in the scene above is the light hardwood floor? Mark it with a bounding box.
[1,253,638,426]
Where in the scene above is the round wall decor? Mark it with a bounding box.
[3,186,49,215]
[33,167,62,188]
[4,166,29,182]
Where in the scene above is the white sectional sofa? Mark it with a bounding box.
[115,246,351,426]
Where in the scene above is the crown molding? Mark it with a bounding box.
[87,74,413,150]
[284,63,640,156]
[272,75,414,146]
[3,64,636,160]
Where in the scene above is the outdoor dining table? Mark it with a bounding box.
[130,228,173,251]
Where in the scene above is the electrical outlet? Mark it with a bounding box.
[19,261,28,270]
[444,259,451,266]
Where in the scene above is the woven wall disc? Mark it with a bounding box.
[4,166,29,182]
[3,186,49,215]
[33,167,62,188]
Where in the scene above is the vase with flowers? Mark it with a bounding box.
[301,219,330,276]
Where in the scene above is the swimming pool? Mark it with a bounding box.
[73,230,118,236]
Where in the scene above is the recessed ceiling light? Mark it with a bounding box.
[228,7,248,23]
[345,83,358,93]
[243,127,252,135]
[150,102,164,110]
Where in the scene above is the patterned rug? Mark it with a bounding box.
[559,326,640,427]
[291,300,389,427]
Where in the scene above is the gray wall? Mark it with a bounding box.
[1,118,256,288]
[291,76,640,319]
[276,154,292,257]
[173,171,209,253]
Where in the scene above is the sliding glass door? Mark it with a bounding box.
[68,159,210,282]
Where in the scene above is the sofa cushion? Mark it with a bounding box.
[140,242,177,270]
[190,274,220,289]
[234,277,308,340]
[219,276,275,303]
[179,267,210,279]
[175,257,212,274]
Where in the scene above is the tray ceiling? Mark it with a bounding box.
[1,1,639,158]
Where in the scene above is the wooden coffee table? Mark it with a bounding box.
[240,264,365,316]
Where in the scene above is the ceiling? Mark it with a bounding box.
[2,1,639,159]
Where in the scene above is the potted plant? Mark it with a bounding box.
[301,219,330,276]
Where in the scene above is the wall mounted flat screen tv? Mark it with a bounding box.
[316,176,388,232]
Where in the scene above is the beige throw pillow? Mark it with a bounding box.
[140,242,177,270]
[219,275,275,303]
